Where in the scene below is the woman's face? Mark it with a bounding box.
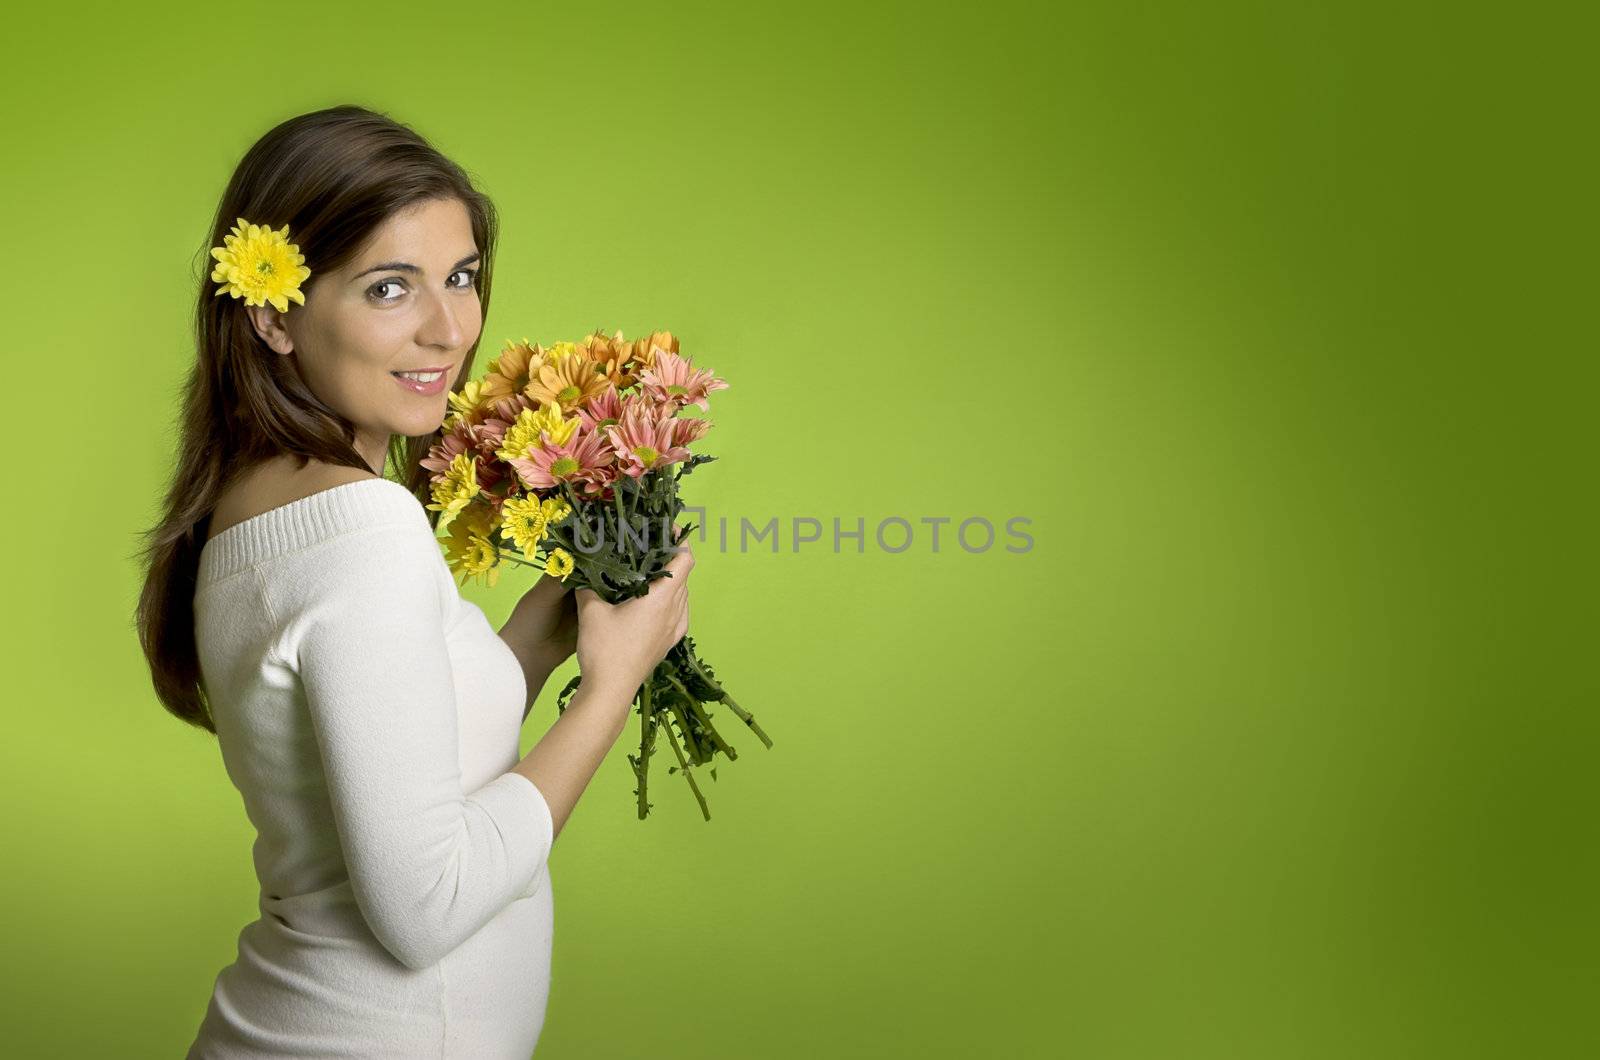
[247,195,483,472]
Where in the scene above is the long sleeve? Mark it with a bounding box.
[273,517,554,972]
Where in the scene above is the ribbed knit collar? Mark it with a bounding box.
[197,477,427,587]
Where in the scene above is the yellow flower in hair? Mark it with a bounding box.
[210,217,311,313]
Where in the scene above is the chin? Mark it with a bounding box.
[395,411,447,438]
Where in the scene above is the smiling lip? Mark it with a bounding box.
[391,365,453,396]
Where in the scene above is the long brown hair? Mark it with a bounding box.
[134,104,498,734]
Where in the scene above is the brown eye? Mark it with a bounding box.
[369,279,406,302]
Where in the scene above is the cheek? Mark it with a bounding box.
[458,296,485,344]
[329,308,411,370]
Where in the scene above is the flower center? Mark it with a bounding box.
[666,384,688,396]
[557,385,581,404]
[632,445,660,466]
[256,260,275,275]
[551,456,580,478]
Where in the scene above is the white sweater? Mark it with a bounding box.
[186,477,556,1059]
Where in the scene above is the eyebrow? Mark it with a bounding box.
[354,250,481,280]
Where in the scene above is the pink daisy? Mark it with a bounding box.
[422,420,509,492]
[504,422,615,492]
[670,414,712,448]
[637,350,729,412]
[604,402,693,479]
[572,461,622,501]
[576,383,624,434]
[421,428,473,484]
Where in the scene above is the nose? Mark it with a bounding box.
[415,287,469,351]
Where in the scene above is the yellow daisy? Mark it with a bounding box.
[525,349,611,411]
[495,401,578,462]
[447,379,492,422]
[441,502,500,589]
[544,547,575,580]
[498,493,549,556]
[544,340,581,365]
[540,496,572,524]
[425,452,480,532]
[483,338,542,399]
[209,218,311,313]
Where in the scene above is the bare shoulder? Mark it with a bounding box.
[207,456,382,543]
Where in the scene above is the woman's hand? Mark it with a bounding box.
[574,533,694,709]
[505,571,579,672]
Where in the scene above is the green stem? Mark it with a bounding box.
[680,650,773,749]
[664,672,738,761]
[612,478,644,576]
[544,523,646,590]
[636,676,657,819]
[496,550,545,570]
[664,697,706,766]
[658,705,711,822]
[487,534,546,571]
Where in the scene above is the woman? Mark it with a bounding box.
[133,104,691,1058]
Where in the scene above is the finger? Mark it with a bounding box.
[665,544,695,576]
[671,524,697,559]
[648,569,680,600]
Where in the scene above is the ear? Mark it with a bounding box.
[245,304,295,355]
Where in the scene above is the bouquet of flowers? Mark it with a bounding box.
[421,329,770,821]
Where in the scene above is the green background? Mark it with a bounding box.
[2,1,1591,1056]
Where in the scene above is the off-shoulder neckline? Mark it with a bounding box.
[197,477,428,588]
